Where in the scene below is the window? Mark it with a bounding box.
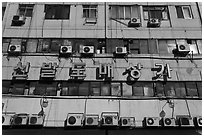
[176,6,192,19]
[45,5,70,19]
[158,39,177,54]
[101,82,111,96]
[143,6,168,20]
[122,83,132,96]
[2,38,10,53]
[110,5,140,19]
[18,4,34,17]
[164,82,176,97]
[185,82,198,97]
[187,39,199,54]
[33,82,57,96]
[26,39,38,53]
[37,39,51,53]
[78,82,89,96]
[155,82,165,97]
[83,5,97,18]
[196,40,202,54]
[90,82,100,96]
[196,82,202,98]
[50,39,61,53]
[133,82,144,96]
[2,81,11,94]
[175,82,186,97]
[111,83,121,96]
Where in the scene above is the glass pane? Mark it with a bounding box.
[19,9,25,16]
[143,11,149,20]
[183,7,192,19]
[90,9,96,18]
[132,5,139,18]
[149,39,158,54]
[90,82,100,96]
[158,40,168,54]
[175,82,186,97]
[125,6,131,19]
[25,9,33,17]
[101,83,110,96]
[26,39,38,53]
[2,39,10,53]
[42,39,50,53]
[51,39,61,53]
[2,81,11,94]
[162,9,168,19]
[111,6,117,19]
[119,6,124,19]
[83,9,89,18]
[196,40,202,54]
[34,84,46,95]
[140,40,148,54]
[122,83,132,96]
[186,82,198,97]
[12,84,25,95]
[155,82,165,97]
[111,83,121,96]
[144,82,154,97]
[176,6,184,18]
[61,5,70,19]
[78,82,89,96]
[164,82,176,97]
[68,84,78,96]
[133,82,143,96]
[196,82,202,98]
[167,40,176,53]
[46,87,57,96]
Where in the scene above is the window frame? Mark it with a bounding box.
[44,4,70,20]
[82,5,98,19]
[18,4,34,17]
[110,5,140,20]
[176,5,193,19]
[143,6,169,20]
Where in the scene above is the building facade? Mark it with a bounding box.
[2,2,202,135]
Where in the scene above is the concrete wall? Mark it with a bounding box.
[2,96,202,127]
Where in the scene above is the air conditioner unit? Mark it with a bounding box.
[80,46,94,54]
[28,114,45,126]
[144,117,160,127]
[11,15,26,26]
[177,44,190,54]
[2,115,13,126]
[161,117,176,127]
[66,113,84,127]
[115,47,127,54]
[12,113,29,126]
[128,18,141,27]
[8,44,21,53]
[193,116,202,127]
[60,45,72,54]
[120,117,135,127]
[147,18,161,27]
[101,112,119,126]
[176,116,194,127]
[85,115,99,126]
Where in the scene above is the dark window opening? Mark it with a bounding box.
[45,5,70,19]
[18,4,34,17]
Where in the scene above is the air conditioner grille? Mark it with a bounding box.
[87,117,94,124]
[14,117,22,125]
[105,116,113,124]
[165,118,172,125]
[147,118,154,125]
[198,118,202,125]
[30,117,38,124]
[116,48,123,53]
[68,116,76,125]
[10,45,16,51]
[84,47,90,53]
[122,119,128,125]
[179,45,186,50]
[62,47,68,52]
